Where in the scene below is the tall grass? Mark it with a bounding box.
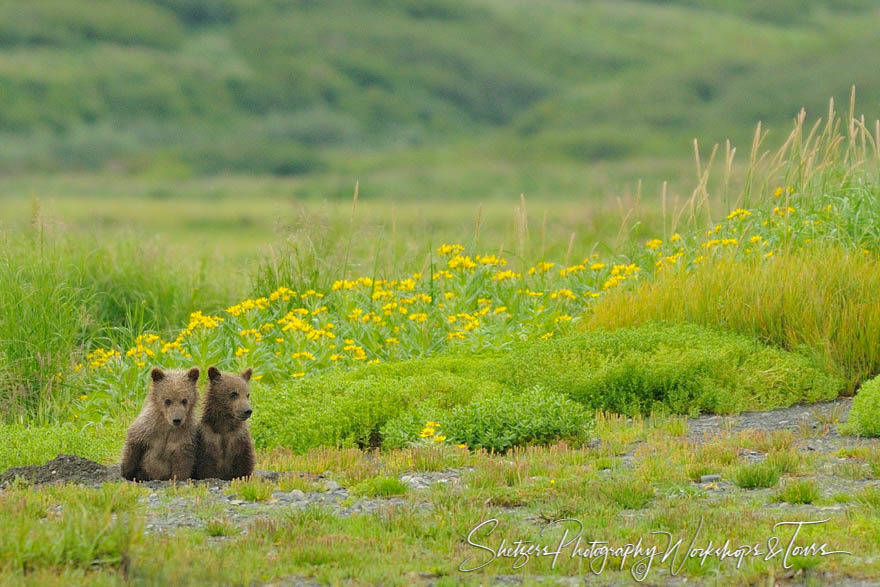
[588,247,880,392]
[588,92,880,391]
[0,207,232,421]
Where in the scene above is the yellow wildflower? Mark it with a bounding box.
[437,244,465,256]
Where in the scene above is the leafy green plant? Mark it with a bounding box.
[440,386,591,453]
[841,376,880,437]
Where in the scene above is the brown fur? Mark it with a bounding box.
[193,366,255,480]
[120,367,200,481]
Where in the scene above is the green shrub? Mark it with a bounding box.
[253,371,504,453]
[253,323,839,452]
[440,386,591,453]
[489,323,841,416]
[381,385,591,453]
[841,376,880,437]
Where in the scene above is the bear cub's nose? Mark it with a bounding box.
[172,418,182,426]
[242,409,253,419]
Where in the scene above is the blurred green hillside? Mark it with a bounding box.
[0,0,877,196]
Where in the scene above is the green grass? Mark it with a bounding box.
[0,213,232,421]
[598,477,655,509]
[590,246,880,393]
[350,476,409,498]
[733,462,780,489]
[225,478,275,502]
[0,482,143,576]
[0,421,125,470]
[774,479,822,504]
[1,427,878,584]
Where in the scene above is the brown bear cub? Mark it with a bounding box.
[121,367,200,481]
[193,366,255,480]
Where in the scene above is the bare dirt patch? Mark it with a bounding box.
[0,454,118,487]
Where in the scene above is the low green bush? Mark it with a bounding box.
[442,386,591,452]
[841,376,880,437]
[490,323,842,415]
[381,385,591,453]
[252,323,841,453]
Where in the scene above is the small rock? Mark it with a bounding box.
[324,480,341,492]
[700,474,722,483]
[230,499,245,505]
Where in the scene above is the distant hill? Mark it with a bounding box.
[0,0,877,180]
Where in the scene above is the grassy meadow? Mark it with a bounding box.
[0,99,879,582]
[1,1,880,583]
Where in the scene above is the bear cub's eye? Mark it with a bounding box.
[230,392,239,399]
[164,399,171,406]
[181,399,187,406]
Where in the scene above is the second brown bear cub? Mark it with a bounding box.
[193,366,256,480]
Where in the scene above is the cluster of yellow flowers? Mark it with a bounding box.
[419,421,451,444]
[82,348,119,371]
[78,185,856,394]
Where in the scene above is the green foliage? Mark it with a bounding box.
[252,323,838,453]
[0,0,184,49]
[0,222,231,421]
[774,479,821,504]
[226,478,275,502]
[598,478,655,509]
[0,422,125,471]
[0,483,142,574]
[841,376,880,437]
[350,476,408,498]
[204,517,239,537]
[0,0,878,176]
[733,462,780,489]
[420,386,589,453]
[490,324,841,416]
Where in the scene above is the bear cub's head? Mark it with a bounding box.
[149,367,200,427]
[207,366,253,423]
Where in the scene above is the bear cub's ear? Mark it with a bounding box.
[241,367,253,382]
[151,367,166,382]
[208,365,222,382]
[186,366,200,382]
